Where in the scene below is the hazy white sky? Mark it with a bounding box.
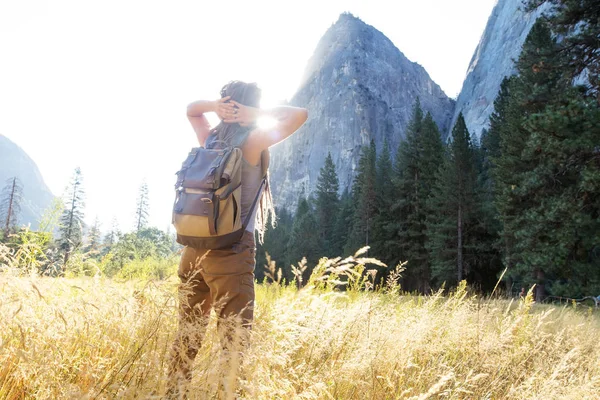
[0,0,497,232]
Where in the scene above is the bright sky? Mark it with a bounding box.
[0,0,497,233]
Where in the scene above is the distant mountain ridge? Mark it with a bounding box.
[269,13,455,210]
[0,135,55,229]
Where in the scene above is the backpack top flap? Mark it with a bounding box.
[176,147,239,190]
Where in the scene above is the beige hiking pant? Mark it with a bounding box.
[168,230,256,385]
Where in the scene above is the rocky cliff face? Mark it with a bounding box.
[450,0,548,139]
[0,135,55,229]
[269,13,455,210]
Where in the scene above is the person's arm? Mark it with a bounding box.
[224,101,308,149]
[187,97,235,146]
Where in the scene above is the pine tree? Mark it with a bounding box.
[315,152,340,257]
[426,114,479,287]
[135,180,150,233]
[493,19,575,300]
[473,128,503,291]
[58,168,86,271]
[371,139,394,260]
[256,207,293,282]
[515,16,600,298]
[488,76,524,293]
[345,140,377,254]
[85,216,102,254]
[525,94,600,297]
[0,177,23,240]
[332,188,353,257]
[390,99,440,292]
[528,0,600,96]
[420,113,445,196]
[480,78,517,292]
[286,197,320,272]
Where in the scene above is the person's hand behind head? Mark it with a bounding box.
[223,100,258,127]
[215,96,236,121]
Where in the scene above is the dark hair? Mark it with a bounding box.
[206,81,262,149]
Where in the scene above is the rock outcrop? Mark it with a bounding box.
[450,0,548,138]
[269,13,455,210]
[0,135,55,229]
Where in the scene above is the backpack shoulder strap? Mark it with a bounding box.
[260,149,270,179]
[242,149,270,229]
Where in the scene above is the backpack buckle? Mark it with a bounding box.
[201,197,213,204]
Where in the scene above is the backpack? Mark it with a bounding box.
[172,146,269,249]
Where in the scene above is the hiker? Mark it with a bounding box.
[167,81,308,392]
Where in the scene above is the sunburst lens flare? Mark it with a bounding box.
[257,116,277,129]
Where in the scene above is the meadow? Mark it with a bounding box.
[1,249,599,400]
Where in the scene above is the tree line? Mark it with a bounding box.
[258,3,600,300]
[0,170,178,278]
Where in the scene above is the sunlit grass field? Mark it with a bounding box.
[1,254,599,399]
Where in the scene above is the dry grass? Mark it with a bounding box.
[1,251,599,399]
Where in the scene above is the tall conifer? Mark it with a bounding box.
[371,139,394,260]
[286,197,320,270]
[426,114,479,286]
[315,152,340,256]
[391,99,438,292]
[0,177,23,239]
[345,141,377,254]
[58,168,85,271]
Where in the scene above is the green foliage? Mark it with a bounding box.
[331,189,353,257]
[472,129,503,292]
[528,0,600,95]
[0,198,63,275]
[10,229,55,274]
[286,197,320,275]
[426,114,479,287]
[345,140,377,255]
[315,152,340,257]
[392,100,427,290]
[516,92,600,297]
[490,17,600,299]
[492,21,564,299]
[386,100,445,292]
[256,208,293,282]
[100,227,176,277]
[114,255,178,280]
[64,252,100,277]
[371,139,393,259]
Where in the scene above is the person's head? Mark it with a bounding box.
[207,80,261,149]
[220,80,261,108]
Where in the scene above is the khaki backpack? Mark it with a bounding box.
[172,147,269,249]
